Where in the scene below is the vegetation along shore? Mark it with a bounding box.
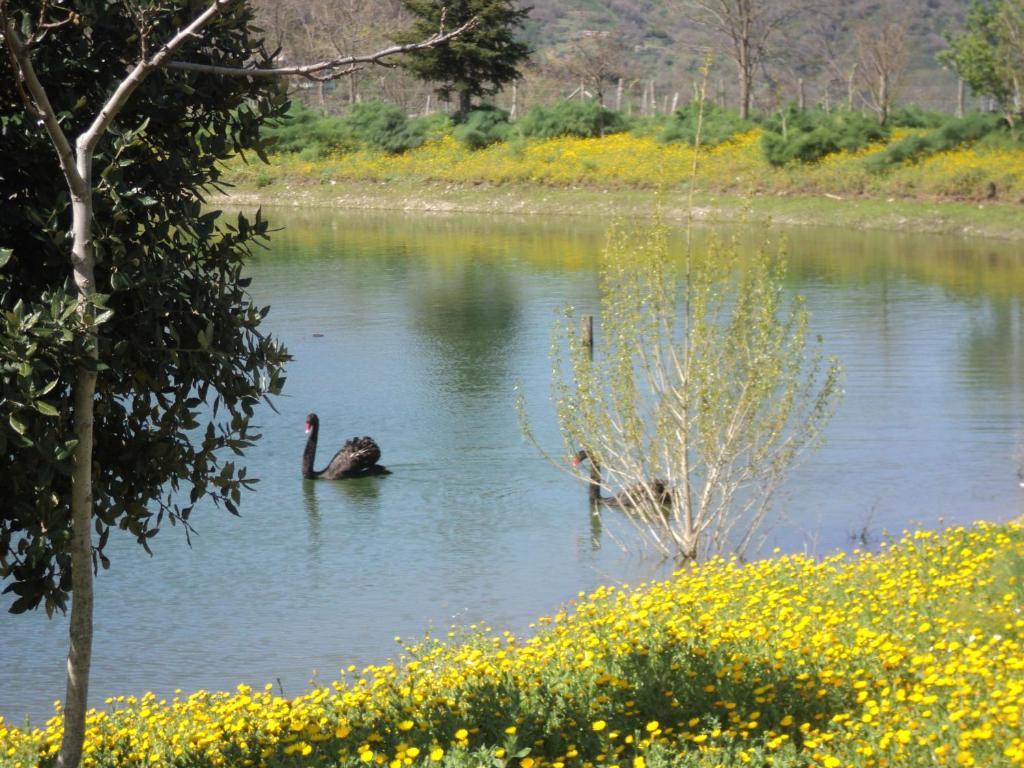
[3,522,1022,767]
[222,108,1024,240]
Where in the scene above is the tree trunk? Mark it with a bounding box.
[797,77,805,110]
[615,77,623,112]
[957,77,965,118]
[878,71,889,125]
[347,73,357,107]
[847,65,856,111]
[510,82,518,119]
[57,143,99,768]
[458,88,471,117]
[738,60,751,120]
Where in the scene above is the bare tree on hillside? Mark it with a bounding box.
[250,0,413,109]
[855,14,910,124]
[680,0,798,118]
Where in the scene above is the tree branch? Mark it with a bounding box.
[164,17,478,81]
[0,14,86,198]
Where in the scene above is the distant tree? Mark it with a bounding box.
[396,0,531,116]
[0,2,470,767]
[555,31,631,135]
[681,0,797,119]
[941,0,1024,123]
[855,14,911,125]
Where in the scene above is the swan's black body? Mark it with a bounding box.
[303,413,389,479]
[572,449,672,508]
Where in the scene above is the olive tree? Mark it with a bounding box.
[544,222,841,562]
[0,3,471,767]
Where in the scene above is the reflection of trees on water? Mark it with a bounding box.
[302,478,385,562]
[411,261,521,398]
[961,299,1024,398]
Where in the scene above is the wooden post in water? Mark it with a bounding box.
[581,315,601,505]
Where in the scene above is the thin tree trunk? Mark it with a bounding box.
[738,61,751,119]
[847,65,856,111]
[510,82,518,119]
[957,77,965,118]
[615,77,623,111]
[878,71,889,125]
[671,91,679,113]
[797,77,805,110]
[348,73,356,106]
[458,88,471,116]
[58,143,99,768]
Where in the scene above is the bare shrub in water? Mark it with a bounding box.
[544,223,842,561]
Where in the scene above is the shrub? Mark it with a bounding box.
[518,99,628,139]
[761,108,888,166]
[453,107,512,149]
[866,112,1007,172]
[262,102,356,156]
[659,103,753,147]
[888,105,950,129]
[340,100,428,154]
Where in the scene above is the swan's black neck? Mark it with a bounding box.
[302,421,319,478]
[576,449,602,503]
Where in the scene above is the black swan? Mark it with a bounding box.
[302,413,390,479]
[572,449,672,508]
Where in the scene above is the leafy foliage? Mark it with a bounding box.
[518,99,628,139]
[0,0,290,615]
[658,103,753,147]
[940,0,1024,117]
[761,108,889,166]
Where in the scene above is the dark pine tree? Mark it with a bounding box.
[396,0,532,116]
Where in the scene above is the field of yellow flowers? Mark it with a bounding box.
[232,130,1024,203]
[3,522,1022,768]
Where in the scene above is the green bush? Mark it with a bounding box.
[453,107,512,149]
[761,108,888,166]
[865,112,1007,172]
[262,101,450,156]
[262,103,356,156]
[340,100,427,154]
[517,100,628,139]
[659,103,753,147]
[888,106,950,129]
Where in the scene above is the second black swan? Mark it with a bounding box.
[572,449,672,508]
[302,413,390,479]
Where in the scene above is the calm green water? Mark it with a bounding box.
[3,210,1024,724]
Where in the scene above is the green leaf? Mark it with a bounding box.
[9,413,27,435]
[34,401,59,417]
[0,248,11,268]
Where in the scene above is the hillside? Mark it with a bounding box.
[520,0,970,111]
[253,0,974,114]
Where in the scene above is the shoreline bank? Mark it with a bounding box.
[218,178,1024,241]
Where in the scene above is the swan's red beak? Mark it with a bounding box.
[304,422,312,435]
[571,456,581,467]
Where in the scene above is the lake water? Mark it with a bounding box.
[3,209,1024,724]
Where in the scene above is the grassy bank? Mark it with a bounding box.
[221,129,1024,240]
[4,522,1023,767]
